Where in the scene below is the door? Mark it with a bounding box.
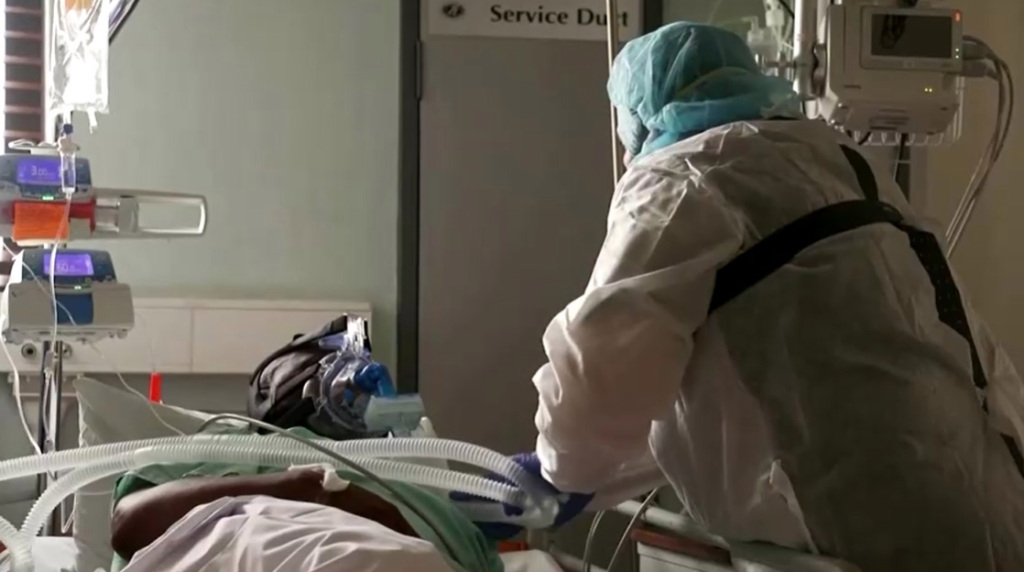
[416,1,655,452]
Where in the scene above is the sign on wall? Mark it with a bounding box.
[426,0,643,42]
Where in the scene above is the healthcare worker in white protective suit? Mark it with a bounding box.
[468,22,1024,572]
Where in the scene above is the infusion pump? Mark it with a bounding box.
[1,249,133,344]
[814,3,964,134]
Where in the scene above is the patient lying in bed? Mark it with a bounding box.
[112,469,458,571]
[106,430,505,572]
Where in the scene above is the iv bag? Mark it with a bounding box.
[49,0,110,122]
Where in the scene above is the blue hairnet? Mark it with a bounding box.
[609,22,801,158]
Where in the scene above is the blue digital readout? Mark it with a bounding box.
[42,252,94,277]
[16,157,63,187]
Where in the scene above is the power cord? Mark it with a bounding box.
[607,490,659,571]
[778,0,794,20]
[946,37,1015,254]
[582,489,660,571]
[1,243,184,446]
[582,510,609,572]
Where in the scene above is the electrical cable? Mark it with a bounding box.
[195,413,461,563]
[0,184,72,459]
[582,489,661,571]
[948,56,1001,244]
[778,0,795,20]
[953,59,1013,247]
[1,235,174,532]
[2,244,57,459]
[946,37,1015,254]
[85,345,185,437]
[0,332,40,457]
[581,510,609,572]
[0,242,181,441]
[606,490,660,571]
[40,195,75,463]
[132,311,158,377]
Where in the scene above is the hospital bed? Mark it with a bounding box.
[539,503,860,572]
[0,538,561,572]
[0,376,862,572]
[0,510,860,572]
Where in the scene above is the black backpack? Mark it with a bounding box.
[247,314,371,433]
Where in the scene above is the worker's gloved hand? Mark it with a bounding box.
[450,452,594,541]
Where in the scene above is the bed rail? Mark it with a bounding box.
[543,500,863,572]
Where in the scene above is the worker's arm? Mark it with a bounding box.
[534,165,744,503]
[110,470,417,561]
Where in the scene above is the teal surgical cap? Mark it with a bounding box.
[608,22,801,158]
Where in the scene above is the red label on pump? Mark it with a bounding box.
[149,372,163,403]
[12,202,69,242]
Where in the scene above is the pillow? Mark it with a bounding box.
[73,378,215,572]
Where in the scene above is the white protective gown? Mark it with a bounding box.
[533,119,1024,571]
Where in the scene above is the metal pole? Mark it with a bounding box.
[793,0,818,98]
[34,342,50,502]
[47,341,65,534]
[43,0,57,144]
[606,0,623,184]
[34,341,65,536]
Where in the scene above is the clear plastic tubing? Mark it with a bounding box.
[0,439,558,572]
[0,435,557,519]
[0,436,558,565]
[0,515,28,572]
[315,438,558,525]
[0,436,526,486]
[19,447,525,537]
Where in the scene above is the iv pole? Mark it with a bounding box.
[33,0,144,536]
[34,0,63,537]
[606,0,623,184]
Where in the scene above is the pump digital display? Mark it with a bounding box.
[16,157,63,187]
[42,252,94,277]
[871,14,954,59]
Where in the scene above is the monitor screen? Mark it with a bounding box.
[16,157,63,187]
[871,14,954,59]
[42,252,95,277]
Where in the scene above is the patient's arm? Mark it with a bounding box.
[111,469,417,561]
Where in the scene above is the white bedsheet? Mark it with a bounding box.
[122,495,454,572]
[0,521,566,572]
[500,550,566,572]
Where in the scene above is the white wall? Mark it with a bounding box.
[925,0,1024,366]
[663,0,765,32]
[74,0,401,367]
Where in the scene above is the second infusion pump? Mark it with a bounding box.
[1,249,134,344]
[817,4,965,134]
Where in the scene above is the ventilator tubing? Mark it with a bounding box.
[0,435,559,571]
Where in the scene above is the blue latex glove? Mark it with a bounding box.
[450,452,594,541]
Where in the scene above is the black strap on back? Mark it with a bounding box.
[709,145,1024,476]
